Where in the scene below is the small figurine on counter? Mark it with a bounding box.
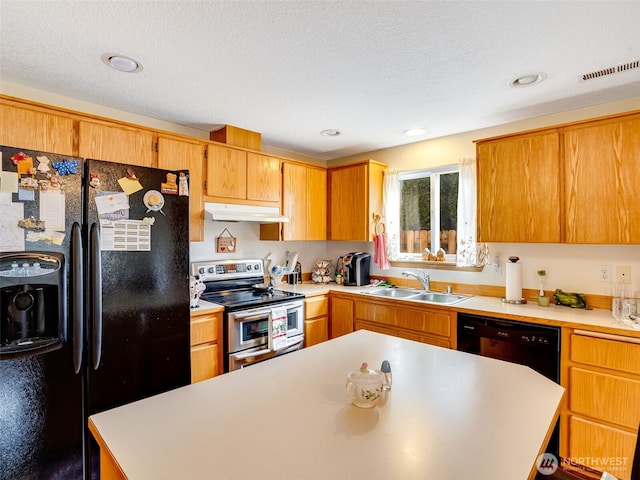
[552,289,589,309]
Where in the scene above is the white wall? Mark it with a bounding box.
[335,96,640,297]
[5,80,640,296]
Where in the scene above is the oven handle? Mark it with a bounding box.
[232,348,272,361]
[230,309,274,321]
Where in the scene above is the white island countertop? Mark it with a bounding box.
[89,330,564,480]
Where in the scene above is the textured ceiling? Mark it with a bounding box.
[1,1,639,160]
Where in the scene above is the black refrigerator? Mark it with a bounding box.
[0,146,191,479]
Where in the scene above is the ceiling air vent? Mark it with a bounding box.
[580,59,640,81]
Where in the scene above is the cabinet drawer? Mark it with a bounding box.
[396,309,451,337]
[568,415,636,480]
[305,296,329,319]
[190,313,220,346]
[571,334,640,375]
[570,367,640,429]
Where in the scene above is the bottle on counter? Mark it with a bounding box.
[380,360,392,391]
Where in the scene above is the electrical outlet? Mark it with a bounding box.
[598,265,611,282]
[616,266,631,284]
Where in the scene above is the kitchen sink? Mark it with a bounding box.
[365,287,420,298]
[407,292,468,305]
[363,287,470,305]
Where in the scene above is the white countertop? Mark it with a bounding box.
[277,282,640,336]
[90,330,563,480]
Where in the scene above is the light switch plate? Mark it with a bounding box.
[616,266,631,284]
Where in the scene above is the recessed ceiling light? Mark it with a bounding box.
[102,53,143,73]
[404,128,427,136]
[510,72,546,87]
[320,129,341,137]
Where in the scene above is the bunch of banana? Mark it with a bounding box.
[552,289,590,309]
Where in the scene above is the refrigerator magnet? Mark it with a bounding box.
[178,172,189,196]
[52,159,78,175]
[143,190,165,215]
[89,173,100,188]
[160,172,178,195]
[16,156,34,175]
[117,176,143,195]
[36,155,51,173]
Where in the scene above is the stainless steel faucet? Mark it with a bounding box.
[402,270,431,291]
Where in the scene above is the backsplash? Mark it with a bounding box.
[190,220,640,298]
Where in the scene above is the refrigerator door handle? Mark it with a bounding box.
[90,222,103,370]
[72,222,83,374]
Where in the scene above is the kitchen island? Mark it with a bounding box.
[89,330,564,480]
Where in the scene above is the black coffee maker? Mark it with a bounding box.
[339,252,371,286]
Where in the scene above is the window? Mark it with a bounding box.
[398,166,459,260]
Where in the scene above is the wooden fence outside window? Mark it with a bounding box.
[399,230,457,254]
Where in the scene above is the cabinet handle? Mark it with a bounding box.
[574,329,640,345]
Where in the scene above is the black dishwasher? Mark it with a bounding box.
[457,313,561,455]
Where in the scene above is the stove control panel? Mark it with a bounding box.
[191,259,264,281]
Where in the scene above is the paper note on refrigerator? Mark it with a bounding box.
[99,219,151,251]
[0,202,25,251]
[94,192,129,215]
[39,190,66,231]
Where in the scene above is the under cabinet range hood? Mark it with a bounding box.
[204,202,289,223]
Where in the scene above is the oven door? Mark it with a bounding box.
[228,308,272,353]
[228,337,304,371]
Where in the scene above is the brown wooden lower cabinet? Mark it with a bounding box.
[190,309,223,382]
[330,293,453,348]
[329,295,354,338]
[353,296,453,348]
[561,329,640,480]
[304,294,329,347]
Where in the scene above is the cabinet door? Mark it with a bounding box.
[564,115,640,243]
[207,144,247,199]
[477,131,561,242]
[330,296,354,338]
[191,344,219,383]
[307,167,327,240]
[157,135,205,242]
[247,153,281,203]
[329,164,368,240]
[282,162,308,240]
[0,101,75,155]
[78,120,155,167]
[568,416,635,480]
[305,317,329,347]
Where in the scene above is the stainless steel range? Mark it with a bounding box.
[191,259,305,372]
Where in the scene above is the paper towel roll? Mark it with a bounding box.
[505,262,523,301]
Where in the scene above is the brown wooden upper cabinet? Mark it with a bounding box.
[476,130,562,243]
[328,160,386,241]
[78,120,155,167]
[476,110,640,244]
[0,100,75,155]
[564,113,640,244]
[206,144,281,206]
[156,134,206,242]
[260,161,327,241]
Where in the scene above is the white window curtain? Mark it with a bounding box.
[456,157,489,267]
[383,168,400,261]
